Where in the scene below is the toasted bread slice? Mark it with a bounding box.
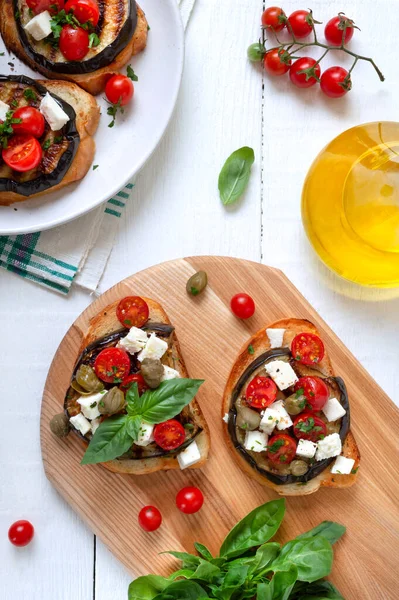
[68,297,210,475]
[0,1,148,95]
[0,79,100,205]
[222,318,360,496]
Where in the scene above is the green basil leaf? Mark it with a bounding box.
[251,542,281,574]
[153,580,207,599]
[81,415,131,464]
[164,551,201,569]
[126,415,142,441]
[271,537,333,583]
[292,580,344,599]
[270,565,298,600]
[128,575,169,600]
[168,569,195,581]
[218,146,255,206]
[295,522,346,546]
[194,542,213,561]
[139,379,204,424]
[126,382,141,416]
[190,560,220,582]
[257,581,273,600]
[219,499,285,558]
[222,564,249,588]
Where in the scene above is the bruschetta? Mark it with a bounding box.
[58,295,210,474]
[222,318,360,496]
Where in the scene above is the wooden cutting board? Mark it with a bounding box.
[41,257,399,599]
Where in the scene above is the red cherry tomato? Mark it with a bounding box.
[246,376,278,410]
[26,0,63,15]
[94,347,131,383]
[261,6,286,32]
[294,376,329,411]
[2,135,42,172]
[64,0,100,25]
[264,48,291,76]
[138,506,162,532]
[116,296,149,328]
[324,15,354,47]
[291,332,325,365]
[267,434,297,465]
[320,66,351,98]
[154,419,185,451]
[11,107,45,138]
[230,293,255,319]
[8,520,34,547]
[287,10,313,39]
[293,412,327,442]
[119,373,148,395]
[105,75,134,107]
[289,57,321,88]
[176,486,204,514]
[59,25,89,61]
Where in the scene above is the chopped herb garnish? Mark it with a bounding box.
[147,24,150,31]
[279,454,287,463]
[99,400,105,408]
[24,88,37,102]
[190,286,199,296]
[184,423,194,431]
[10,99,18,108]
[88,32,100,48]
[295,387,304,398]
[248,344,255,355]
[0,52,4,57]
[92,164,99,170]
[123,319,132,326]
[28,7,34,17]
[351,467,359,474]
[112,366,118,373]
[107,99,123,128]
[90,402,97,408]
[15,10,20,19]
[0,111,22,149]
[113,377,122,384]
[42,139,52,151]
[127,64,138,81]
[54,135,63,144]
[268,439,285,453]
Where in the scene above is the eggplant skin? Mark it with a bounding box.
[0,75,79,197]
[15,0,138,75]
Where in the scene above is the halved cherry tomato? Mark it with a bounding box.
[2,135,42,172]
[267,433,297,465]
[119,373,148,395]
[64,0,100,26]
[94,347,131,383]
[105,75,134,107]
[154,419,185,451]
[116,296,149,328]
[294,376,329,411]
[261,7,286,32]
[26,0,64,15]
[230,293,255,319]
[12,107,45,138]
[176,486,204,514]
[293,412,327,442]
[8,520,34,547]
[246,376,277,410]
[138,506,162,532]
[291,332,325,365]
[59,25,90,61]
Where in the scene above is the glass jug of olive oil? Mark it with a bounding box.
[302,122,399,287]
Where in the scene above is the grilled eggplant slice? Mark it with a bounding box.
[0,75,79,197]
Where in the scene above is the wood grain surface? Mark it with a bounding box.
[41,257,399,599]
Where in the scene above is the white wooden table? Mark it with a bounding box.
[1,1,398,598]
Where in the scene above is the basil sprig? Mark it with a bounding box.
[81,378,204,465]
[128,499,346,600]
[218,146,255,205]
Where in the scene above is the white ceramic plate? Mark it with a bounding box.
[0,0,184,235]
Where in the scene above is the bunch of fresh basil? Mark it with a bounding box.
[128,499,345,600]
[81,379,204,465]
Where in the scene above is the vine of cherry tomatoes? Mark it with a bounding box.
[248,7,384,99]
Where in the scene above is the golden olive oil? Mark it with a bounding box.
[302,122,399,287]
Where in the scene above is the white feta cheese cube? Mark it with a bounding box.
[296,439,317,459]
[177,440,201,470]
[322,397,346,422]
[134,421,154,447]
[260,408,281,434]
[266,328,286,348]
[40,92,70,131]
[265,360,298,391]
[70,413,91,436]
[0,100,10,121]
[315,433,342,461]
[268,400,293,430]
[119,326,148,354]
[244,430,268,453]
[222,413,229,423]
[161,365,180,381]
[77,390,107,420]
[331,455,355,475]
[138,333,168,362]
[24,10,52,40]
[91,418,101,435]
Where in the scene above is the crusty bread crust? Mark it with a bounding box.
[74,297,210,475]
[0,1,148,95]
[222,318,360,496]
[0,79,100,205]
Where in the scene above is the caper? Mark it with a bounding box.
[50,413,70,438]
[290,459,309,476]
[235,403,261,431]
[284,393,306,416]
[141,358,164,389]
[186,271,208,296]
[74,364,104,394]
[98,387,125,415]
